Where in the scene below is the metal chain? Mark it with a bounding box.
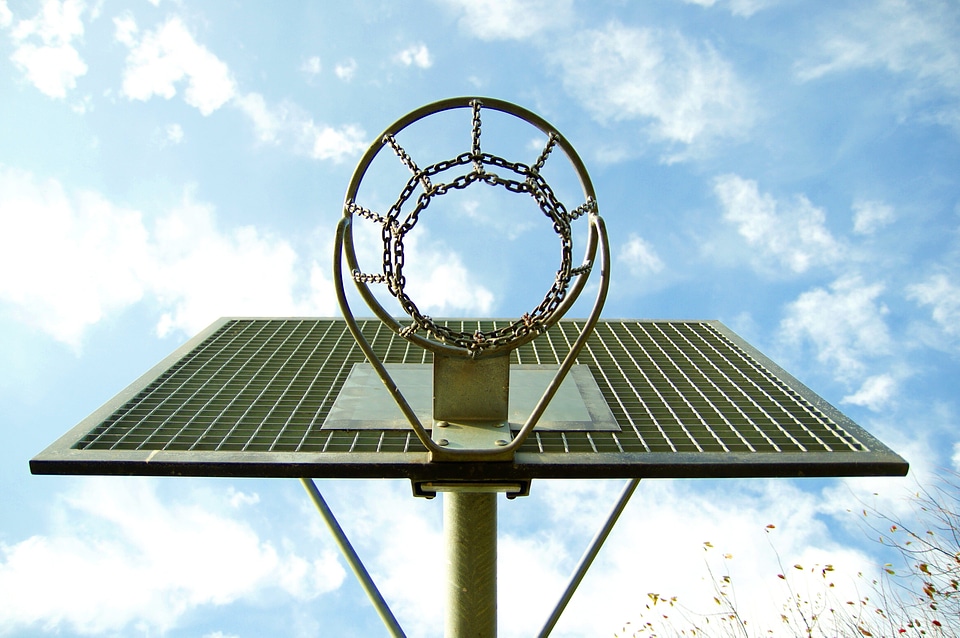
[347,102,597,353]
[470,99,483,172]
[531,133,558,174]
[385,134,433,194]
[569,197,596,220]
[348,201,388,225]
[352,270,388,284]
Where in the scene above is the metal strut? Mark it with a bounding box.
[537,478,640,637]
[300,478,407,638]
[304,477,638,637]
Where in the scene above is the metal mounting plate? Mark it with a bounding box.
[321,364,619,432]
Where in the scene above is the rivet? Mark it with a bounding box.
[495,439,509,446]
[437,421,449,428]
[438,438,449,446]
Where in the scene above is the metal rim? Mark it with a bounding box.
[339,96,599,357]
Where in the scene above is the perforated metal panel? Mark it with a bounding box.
[30,318,908,480]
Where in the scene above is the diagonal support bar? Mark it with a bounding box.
[300,478,407,638]
[537,478,640,637]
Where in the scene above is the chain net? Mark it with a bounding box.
[346,100,597,353]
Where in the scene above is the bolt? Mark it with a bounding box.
[437,421,449,428]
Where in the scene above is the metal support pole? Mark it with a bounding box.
[444,491,498,638]
[537,478,640,637]
[300,478,407,638]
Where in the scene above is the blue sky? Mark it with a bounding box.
[1,0,958,636]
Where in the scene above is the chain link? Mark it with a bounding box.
[352,270,388,284]
[569,197,597,220]
[470,99,483,172]
[346,102,597,353]
[385,134,433,194]
[531,133,558,174]
[348,201,388,225]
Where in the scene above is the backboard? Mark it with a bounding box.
[31,317,908,495]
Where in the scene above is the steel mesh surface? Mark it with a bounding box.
[72,319,866,456]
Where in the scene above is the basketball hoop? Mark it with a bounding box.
[334,97,611,463]
[31,98,908,638]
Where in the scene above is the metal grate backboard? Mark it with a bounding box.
[30,318,908,481]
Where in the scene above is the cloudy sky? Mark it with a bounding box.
[1,0,958,636]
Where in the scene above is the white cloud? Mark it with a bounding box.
[3,478,903,638]
[780,274,892,381]
[302,121,367,162]
[334,58,357,81]
[401,232,495,316]
[394,42,432,69]
[0,0,12,28]
[618,233,665,277]
[441,0,573,40]
[117,15,236,115]
[227,487,260,509]
[458,195,536,240]
[0,479,344,635]
[233,91,284,144]
[299,481,444,636]
[842,373,897,411]
[69,92,91,114]
[11,0,84,53]
[852,199,895,234]
[498,533,570,635]
[113,18,362,164]
[0,167,338,347]
[798,0,960,84]
[9,0,87,99]
[301,55,321,75]
[164,122,184,145]
[796,0,960,132]
[10,41,87,98]
[349,218,496,319]
[112,11,136,46]
[233,92,367,162]
[908,272,960,341]
[0,166,150,349]
[148,192,335,338]
[681,0,775,17]
[714,174,844,274]
[554,23,752,149]
[494,479,884,637]
[306,478,905,638]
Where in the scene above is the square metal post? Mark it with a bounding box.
[433,353,510,423]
